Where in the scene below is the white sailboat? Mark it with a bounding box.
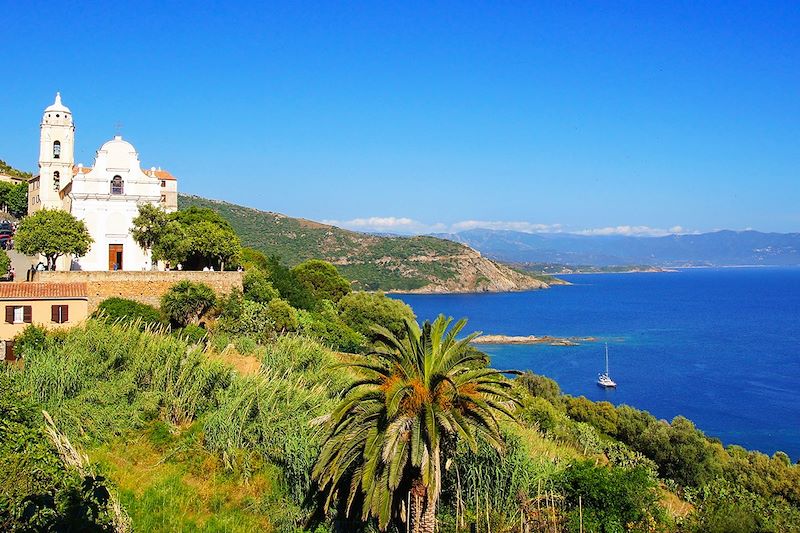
[597,343,617,388]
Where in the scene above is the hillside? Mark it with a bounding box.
[0,159,32,180]
[179,194,558,292]
[5,319,799,532]
[436,228,800,267]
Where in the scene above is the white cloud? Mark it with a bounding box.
[449,220,563,233]
[575,225,693,237]
[323,216,693,237]
[322,217,446,234]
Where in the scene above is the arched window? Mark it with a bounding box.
[110,175,124,195]
[53,171,60,191]
[53,141,61,159]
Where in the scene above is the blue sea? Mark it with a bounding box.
[394,268,800,460]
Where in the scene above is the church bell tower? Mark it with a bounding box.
[35,92,74,212]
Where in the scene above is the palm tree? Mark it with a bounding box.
[313,315,519,532]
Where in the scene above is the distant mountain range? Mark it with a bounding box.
[433,229,800,267]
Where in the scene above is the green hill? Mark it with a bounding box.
[179,194,558,292]
[0,159,32,180]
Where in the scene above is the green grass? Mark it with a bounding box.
[91,425,279,532]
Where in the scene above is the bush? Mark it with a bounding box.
[296,310,366,353]
[215,289,244,319]
[94,297,165,329]
[517,372,561,402]
[291,259,351,304]
[13,324,48,357]
[263,256,317,310]
[0,248,9,274]
[558,461,661,531]
[565,396,619,435]
[337,291,415,343]
[266,298,298,333]
[243,270,279,303]
[177,324,208,345]
[217,300,273,340]
[161,281,217,327]
[521,395,561,434]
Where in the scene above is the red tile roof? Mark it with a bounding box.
[148,169,176,181]
[0,282,88,299]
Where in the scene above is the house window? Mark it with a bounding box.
[5,305,32,324]
[111,175,124,195]
[161,180,166,187]
[53,141,61,159]
[53,171,60,190]
[51,305,69,324]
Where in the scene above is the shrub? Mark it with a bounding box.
[337,291,415,342]
[517,372,561,402]
[94,297,164,329]
[521,395,561,434]
[263,256,317,310]
[558,461,662,531]
[296,310,366,353]
[161,281,217,327]
[291,259,351,304]
[217,300,273,340]
[243,270,279,303]
[13,324,48,357]
[177,324,208,345]
[215,289,244,319]
[0,248,9,274]
[565,396,619,435]
[266,298,298,333]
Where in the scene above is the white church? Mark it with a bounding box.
[29,93,178,271]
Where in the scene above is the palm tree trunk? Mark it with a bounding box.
[409,477,437,533]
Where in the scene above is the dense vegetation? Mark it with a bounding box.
[132,204,242,270]
[3,260,799,532]
[178,194,479,291]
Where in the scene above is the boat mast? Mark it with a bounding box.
[605,343,609,375]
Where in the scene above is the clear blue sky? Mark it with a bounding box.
[2,1,798,235]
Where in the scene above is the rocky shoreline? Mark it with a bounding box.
[471,334,596,346]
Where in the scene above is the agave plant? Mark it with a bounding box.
[313,315,519,532]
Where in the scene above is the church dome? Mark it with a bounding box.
[97,135,139,162]
[99,135,137,153]
[44,92,71,114]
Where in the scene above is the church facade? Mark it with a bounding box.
[29,93,178,271]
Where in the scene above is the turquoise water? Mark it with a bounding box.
[394,268,800,459]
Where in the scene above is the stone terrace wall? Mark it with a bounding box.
[32,271,244,311]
